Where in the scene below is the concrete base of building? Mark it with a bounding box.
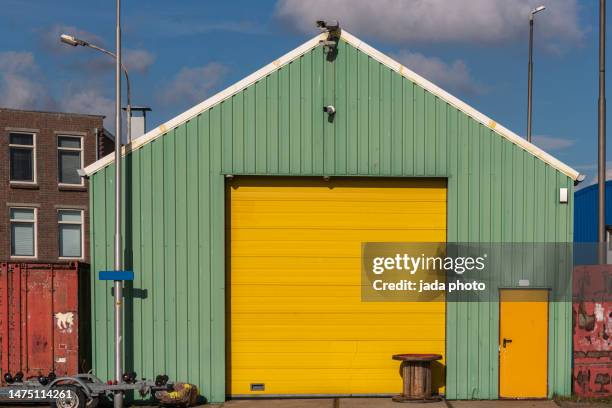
[27,398,605,408]
[219,398,562,408]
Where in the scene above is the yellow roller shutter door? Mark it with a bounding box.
[228,177,447,396]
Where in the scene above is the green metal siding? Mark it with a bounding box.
[89,39,573,402]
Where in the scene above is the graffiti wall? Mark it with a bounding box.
[573,265,612,397]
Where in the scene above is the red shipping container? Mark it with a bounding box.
[0,262,90,382]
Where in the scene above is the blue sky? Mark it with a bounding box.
[0,0,608,185]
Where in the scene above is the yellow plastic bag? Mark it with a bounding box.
[155,382,199,406]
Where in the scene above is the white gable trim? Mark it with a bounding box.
[85,30,580,180]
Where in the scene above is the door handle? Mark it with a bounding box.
[503,338,513,348]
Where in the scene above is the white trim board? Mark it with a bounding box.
[84,30,580,181]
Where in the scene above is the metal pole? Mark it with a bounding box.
[121,70,132,144]
[121,67,131,144]
[527,16,534,142]
[114,0,124,406]
[126,104,131,144]
[599,0,607,246]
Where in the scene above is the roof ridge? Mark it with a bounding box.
[84,30,580,181]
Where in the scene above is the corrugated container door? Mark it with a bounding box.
[51,264,80,375]
[228,177,447,397]
[25,265,54,373]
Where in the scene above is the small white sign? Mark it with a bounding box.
[518,279,530,287]
[559,188,568,203]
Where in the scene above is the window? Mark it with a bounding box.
[9,132,36,183]
[10,208,36,257]
[58,209,83,258]
[57,136,83,185]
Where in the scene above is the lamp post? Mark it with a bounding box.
[62,4,124,406]
[598,0,606,247]
[113,2,123,406]
[60,33,133,144]
[527,5,546,143]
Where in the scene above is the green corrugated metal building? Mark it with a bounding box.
[84,30,580,402]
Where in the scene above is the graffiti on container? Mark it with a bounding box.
[574,302,611,350]
[572,265,612,397]
[55,312,74,333]
[573,301,612,397]
[573,265,612,397]
[575,366,611,395]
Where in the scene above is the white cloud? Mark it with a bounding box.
[0,73,50,109]
[0,51,55,110]
[532,135,575,151]
[0,51,36,73]
[158,63,228,106]
[58,85,115,129]
[0,50,116,129]
[392,50,482,95]
[124,49,155,73]
[275,0,583,47]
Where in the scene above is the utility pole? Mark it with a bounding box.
[114,0,124,406]
[599,0,607,247]
[527,5,546,142]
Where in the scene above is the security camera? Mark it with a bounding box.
[316,20,339,31]
[323,105,336,115]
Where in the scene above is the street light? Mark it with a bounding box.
[63,24,125,408]
[60,33,133,144]
[527,5,546,143]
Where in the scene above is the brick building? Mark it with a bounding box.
[0,108,114,263]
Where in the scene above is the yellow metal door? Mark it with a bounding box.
[499,290,548,398]
[228,177,447,396]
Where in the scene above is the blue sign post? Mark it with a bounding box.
[99,271,134,281]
